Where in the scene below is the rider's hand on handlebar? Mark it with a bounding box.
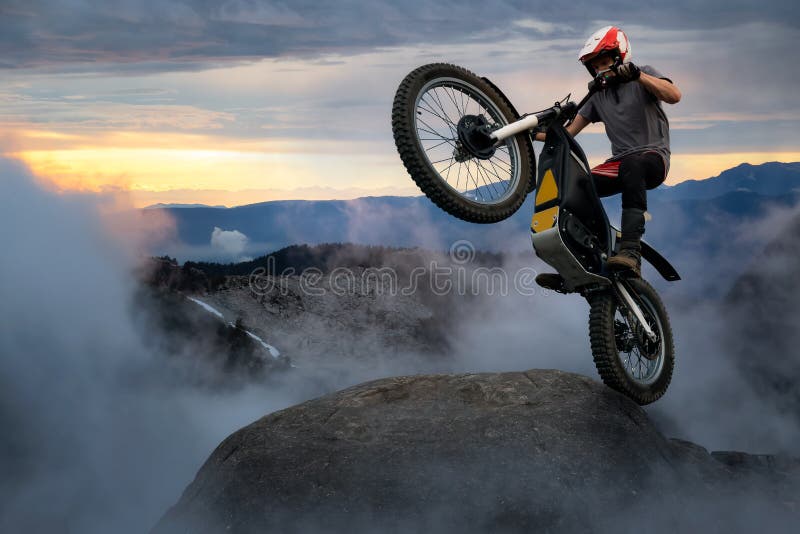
[613,62,641,83]
[588,76,613,92]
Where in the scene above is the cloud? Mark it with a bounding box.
[513,18,574,35]
[0,96,235,132]
[2,2,798,201]
[1,1,797,71]
[211,226,249,257]
[213,0,312,27]
[0,155,335,531]
[436,202,800,455]
[0,156,191,532]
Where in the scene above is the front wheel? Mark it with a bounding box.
[391,63,535,224]
[587,279,675,405]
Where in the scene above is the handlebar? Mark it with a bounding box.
[489,62,612,144]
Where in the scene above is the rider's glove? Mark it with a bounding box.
[614,62,641,83]
[589,76,618,92]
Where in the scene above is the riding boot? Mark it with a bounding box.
[607,208,645,277]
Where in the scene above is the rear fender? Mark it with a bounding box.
[641,240,681,282]
[611,225,680,281]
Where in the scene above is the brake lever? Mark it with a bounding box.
[589,56,624,92]
[610,55,623,74]
[588,76,606,92]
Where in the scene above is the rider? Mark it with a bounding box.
[535,26,681,283]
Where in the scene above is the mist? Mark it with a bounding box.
[438,200,800,455]
[0,158,342,532]
[1,153,798,532]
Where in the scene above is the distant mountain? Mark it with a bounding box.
[184,243,504,277]
[658,162,800,200]
[146,195,503,259]
[140,162,800,296]
[144,203,226,209]
[641,190,800,298]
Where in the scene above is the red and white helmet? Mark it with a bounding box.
[578,26,632,75]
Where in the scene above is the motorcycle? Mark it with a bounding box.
[391,63,679,404]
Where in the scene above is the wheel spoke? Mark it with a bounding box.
[444,86,465,115]
[478,163,503,198]
[475,161,501,198]
[424,89,457,139]
[495,147,512,164]
[418,99,458,130]
[409,78,523,207]
[428,89,458,136]
[437,158,459,177]
[479,158,505,183]
[416,116,452,142]
[424,139,453,151]
[465,163,484,201]
[416,123,447,139]
[444,154,455,181]
[610,292,665,384]
[487,158,511,183]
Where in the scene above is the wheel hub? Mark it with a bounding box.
[616,316,660,360]
[614,319,636,353]
[456,114,496,160]
[636,325,661,360]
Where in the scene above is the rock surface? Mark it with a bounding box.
[195,267,457,375]
[154,369,799,533]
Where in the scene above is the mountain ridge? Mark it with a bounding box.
[659,161,800,200]
[143,162,800,212]
[142,162,800,260]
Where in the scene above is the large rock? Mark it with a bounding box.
[154,370,799,533]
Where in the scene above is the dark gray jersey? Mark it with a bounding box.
[578,65,672,173]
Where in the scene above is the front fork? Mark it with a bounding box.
[612,279,657,342]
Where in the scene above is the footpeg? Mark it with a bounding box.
[535,273,569,293]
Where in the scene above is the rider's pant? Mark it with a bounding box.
[591,151,666,211]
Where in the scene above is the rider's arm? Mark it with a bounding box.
[532,113,590,141]
[638,72,681,104]
[566,113,591,137]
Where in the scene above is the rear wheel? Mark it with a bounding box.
[391,63,535,223]
[587,278,675,405]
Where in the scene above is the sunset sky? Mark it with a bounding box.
[2,1,798,207]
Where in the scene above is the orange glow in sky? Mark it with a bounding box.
[3,34,797,207]
[8,126,800,207]
[5,127,415,206]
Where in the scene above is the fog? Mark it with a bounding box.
[1,154,798,532]
[0,158,340,532]
[442,203,800,454]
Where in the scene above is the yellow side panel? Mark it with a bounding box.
[531,206,559,233]
[535,169,558,206]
